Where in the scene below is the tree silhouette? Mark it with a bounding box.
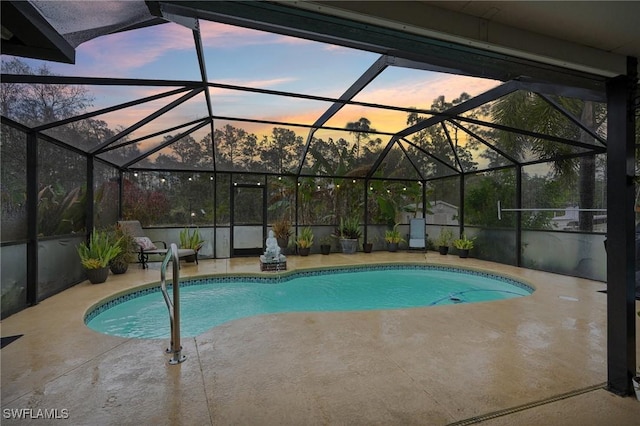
[346,117,374,160]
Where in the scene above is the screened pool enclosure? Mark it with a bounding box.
[1,3,639,397]
[1,2,632,315]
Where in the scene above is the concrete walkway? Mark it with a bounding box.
[1,253,638,425]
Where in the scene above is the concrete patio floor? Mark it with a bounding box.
[1,252,639,425]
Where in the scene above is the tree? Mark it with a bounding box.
[346,117,374,160]
[260,127,302,174]
[214,124,255,171]
[171,134,208,166]
[121,178,170,226]
[489,91,606,231]
[406,94,479,178]
[1,58,93,127]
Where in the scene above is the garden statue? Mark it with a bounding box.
[261,230,286,265]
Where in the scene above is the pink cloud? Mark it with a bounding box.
[199,21,314,48]
[211,77,297,92]
[75,22,195,75]
[354,73,500,110]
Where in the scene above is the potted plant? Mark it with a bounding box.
[384,224,405,252]
[337,216,362,254]
[435,227,454,255]
[272,218,292,251]
[363,239,373,253]
[453,234,475,258]
[295,227,314,256]
[180,227,204,262]
[109,224,136,274]
[319,235,332,255]
[77,228,122,284]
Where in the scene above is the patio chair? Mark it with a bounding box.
[408,218,427,251]
[117,220,197,269]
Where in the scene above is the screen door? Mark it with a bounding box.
[231,185,265,256]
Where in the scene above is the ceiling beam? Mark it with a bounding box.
[149,0,609,94]
[0,1,75,63]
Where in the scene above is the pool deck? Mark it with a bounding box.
[1,252,639,425]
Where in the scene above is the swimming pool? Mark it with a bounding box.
[85,265,533,339]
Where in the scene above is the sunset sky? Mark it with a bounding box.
[14,19,501,146]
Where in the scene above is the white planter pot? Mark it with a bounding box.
[633,376,640,401]
[340,239,358,254]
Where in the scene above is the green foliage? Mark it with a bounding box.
[521,174,573,229]
[465,170,515,228]
[320,235,333,246]
[489,93,607,232]
[338,216,362,240]
[267,176,296,224]
[179,227,204,250]
[453,235,475,250]
[77,229,122,269]
[111,224,136,263]
[435,228,454,247]
[38,184,86,236]
[295,227,314,248]
[384,224,405,244]
[375,196,396,226]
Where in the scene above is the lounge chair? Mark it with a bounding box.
[117,220,197,268]
[408,218,427,251]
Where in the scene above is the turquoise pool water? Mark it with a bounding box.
[85,265,533,339]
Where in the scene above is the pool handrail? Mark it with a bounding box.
[160,243,186,365]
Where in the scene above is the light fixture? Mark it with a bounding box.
[160,177,166,183]
[188,177,192,181]
[278,176,282,180]
[233,182,237,186]
[210,176,214,181]
[369,186,373,191]
[336,184,340,189]
[257,182,261,186]
[317,185,321,190]
[403,187,407,191]
[352,179,356,183]
[133,172,138,177]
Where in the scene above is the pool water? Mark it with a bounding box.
[86,266,532,339]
